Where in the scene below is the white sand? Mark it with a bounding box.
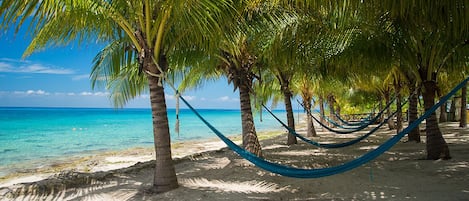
[1,122,468,200]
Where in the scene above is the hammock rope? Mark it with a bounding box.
[263,98,407,148]
[178,76,468,178]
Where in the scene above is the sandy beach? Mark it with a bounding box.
[1,121,468,200]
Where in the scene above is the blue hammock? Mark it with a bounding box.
[318,96,396,130]
[334,112,372,127]
[313,97,395,131]
[299,99,391,134]
[263,99,406,148]
[321,113,360,129]
[179,76,468,178]
[333,97,398,127]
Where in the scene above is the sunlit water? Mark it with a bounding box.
[0,107,288,177]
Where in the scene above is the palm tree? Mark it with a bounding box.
[436,72,456,123]
[381,1,469,159]
[218,37,263,156]
[384,66,409,133]
[180,2,290,157]
[352,74,395,127]
[295,74,317,137]
[405,73,421,142]
[1,0,235,192]
[338,1,467,158]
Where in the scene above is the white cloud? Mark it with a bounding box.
[218,96,230,101]
[93,92,110,96]
[79,91,109,96]
[166,94,196,101]
[0,62,10,69]
[72,74,90,81]
[0,58,74,75]
[28,90,47,95]
[184,96,196,101]
[12,89,50,96]
[166,94,176,100]
[2,90,111,97]
[217,96,238,102]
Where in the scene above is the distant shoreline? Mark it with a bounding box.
[0,106,298,112]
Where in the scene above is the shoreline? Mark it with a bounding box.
[2,121,468,200]
[0,129,286,188]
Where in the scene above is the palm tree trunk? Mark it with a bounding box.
[319,96,325,131]
[239,83,262,157]
[283,88,297,145]
[304,98,317,137]
[423,80,450,160]
[408,85,421,142]
[377,98,384,123]
[327,94,336,128]
[395,81,403,133]
[384,92,396,129]
[439,101,448,122]
[148,73,178,193]
[449,99,456,121]
[460,82,467,128]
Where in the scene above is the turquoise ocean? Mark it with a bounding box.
[0,107,288,177]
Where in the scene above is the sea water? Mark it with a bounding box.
[0,107,288,177]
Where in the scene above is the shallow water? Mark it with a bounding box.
[0,107,288,177]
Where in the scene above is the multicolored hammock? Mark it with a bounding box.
[179,77,468,178]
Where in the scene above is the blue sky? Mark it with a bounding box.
[0,26,243,109]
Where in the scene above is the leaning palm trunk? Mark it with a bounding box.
[460,82,467,128]
[239,83,262,157]
[423,80,450,160]
[408,85,421,142]
[147,57,178,193]
[283,88,297,145]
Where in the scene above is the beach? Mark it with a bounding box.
[1,120,468,200]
